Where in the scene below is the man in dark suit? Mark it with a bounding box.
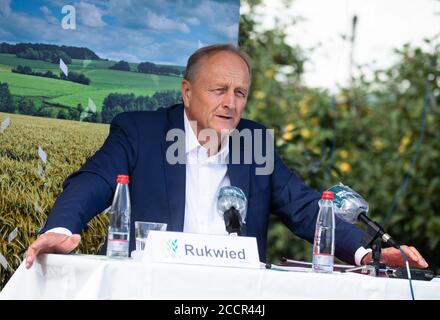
[25,44,428,269]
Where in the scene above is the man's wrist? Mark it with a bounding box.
[361,251,373,265]
[355,247,373,266]
[45,227,72,236]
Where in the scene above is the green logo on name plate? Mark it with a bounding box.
[162,239,179,258]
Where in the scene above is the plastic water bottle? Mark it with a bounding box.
[106,174,131,258]
[312,191,335,273]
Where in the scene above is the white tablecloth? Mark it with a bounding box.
[1,254,439,300]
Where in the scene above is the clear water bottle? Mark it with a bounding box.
[312,191,335,273]
[106,174,131,258]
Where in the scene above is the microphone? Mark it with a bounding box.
[328,183,400,249]
[217,186,247,236]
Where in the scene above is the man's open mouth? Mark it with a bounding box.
[216,115,233,120]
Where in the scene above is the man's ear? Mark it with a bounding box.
[181,79,191,108]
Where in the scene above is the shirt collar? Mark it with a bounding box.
[184,109,201,155]
[183,109,229,163]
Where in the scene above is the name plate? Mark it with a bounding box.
[141,231,260,269]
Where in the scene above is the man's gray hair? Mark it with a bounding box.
[184,44,252,82]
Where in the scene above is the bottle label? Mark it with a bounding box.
[108,238,128,245]
[313,253,334,257]
[107,238,129,257]
[312,254,334,265]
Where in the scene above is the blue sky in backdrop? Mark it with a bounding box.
[0,0,240,65]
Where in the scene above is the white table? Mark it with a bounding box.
[1,254,439,300]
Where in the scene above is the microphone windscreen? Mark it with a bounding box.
[217,186,247,223]
[327,183,369,224]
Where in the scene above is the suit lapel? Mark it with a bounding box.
[227,127,251,236]
[161,105,252,234]
[162,104,186,232]
[227,120,251,201]
[227,163,251,206]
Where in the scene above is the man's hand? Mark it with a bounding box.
[361,245,428,268]
[25,233,81,269]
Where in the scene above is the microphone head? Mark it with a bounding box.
[327,183,369,224]
[217,186,247,223]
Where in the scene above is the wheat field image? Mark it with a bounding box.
[0,112,110,288]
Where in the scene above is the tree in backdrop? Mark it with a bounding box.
[137,61,182,76]
[0,82,14,113]
[67,104,85,121]
[0,42,100,60]
[17,48,72,65]
[13,65,59,80]
[60,71,91,85]
[109,60,131,72]
[12,65,91,85]
[17,97,35,115]
[57,109,69,120]
[101,91,181,124]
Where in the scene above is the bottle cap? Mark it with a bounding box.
[322,191,334,200]
[117,174,129,184]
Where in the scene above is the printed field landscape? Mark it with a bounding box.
[0,53,182,111]
[0,112,110,289]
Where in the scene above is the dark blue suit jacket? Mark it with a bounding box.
[41,104,366,264]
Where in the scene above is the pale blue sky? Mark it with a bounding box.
[0,0,240,66]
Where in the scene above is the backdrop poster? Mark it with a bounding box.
[0,0,240,122]
[0,0,240,288]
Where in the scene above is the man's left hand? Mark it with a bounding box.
[361,245,428,268]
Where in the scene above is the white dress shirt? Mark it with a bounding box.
[183,110,230,235]
[47,109,370,265]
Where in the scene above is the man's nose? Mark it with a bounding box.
[222,90,236,110]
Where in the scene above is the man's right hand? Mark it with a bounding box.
[25,232,81,269]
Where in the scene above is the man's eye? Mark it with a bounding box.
[236,91,246,97]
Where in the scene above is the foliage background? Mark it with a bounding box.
[1,0,439,290]
[240,0,440,270]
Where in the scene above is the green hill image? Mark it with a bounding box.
[0,53,182,112]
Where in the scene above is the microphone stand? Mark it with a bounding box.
[369,240,387,277]
[360,215,388,277]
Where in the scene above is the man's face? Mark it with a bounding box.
[182,51,250,137]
